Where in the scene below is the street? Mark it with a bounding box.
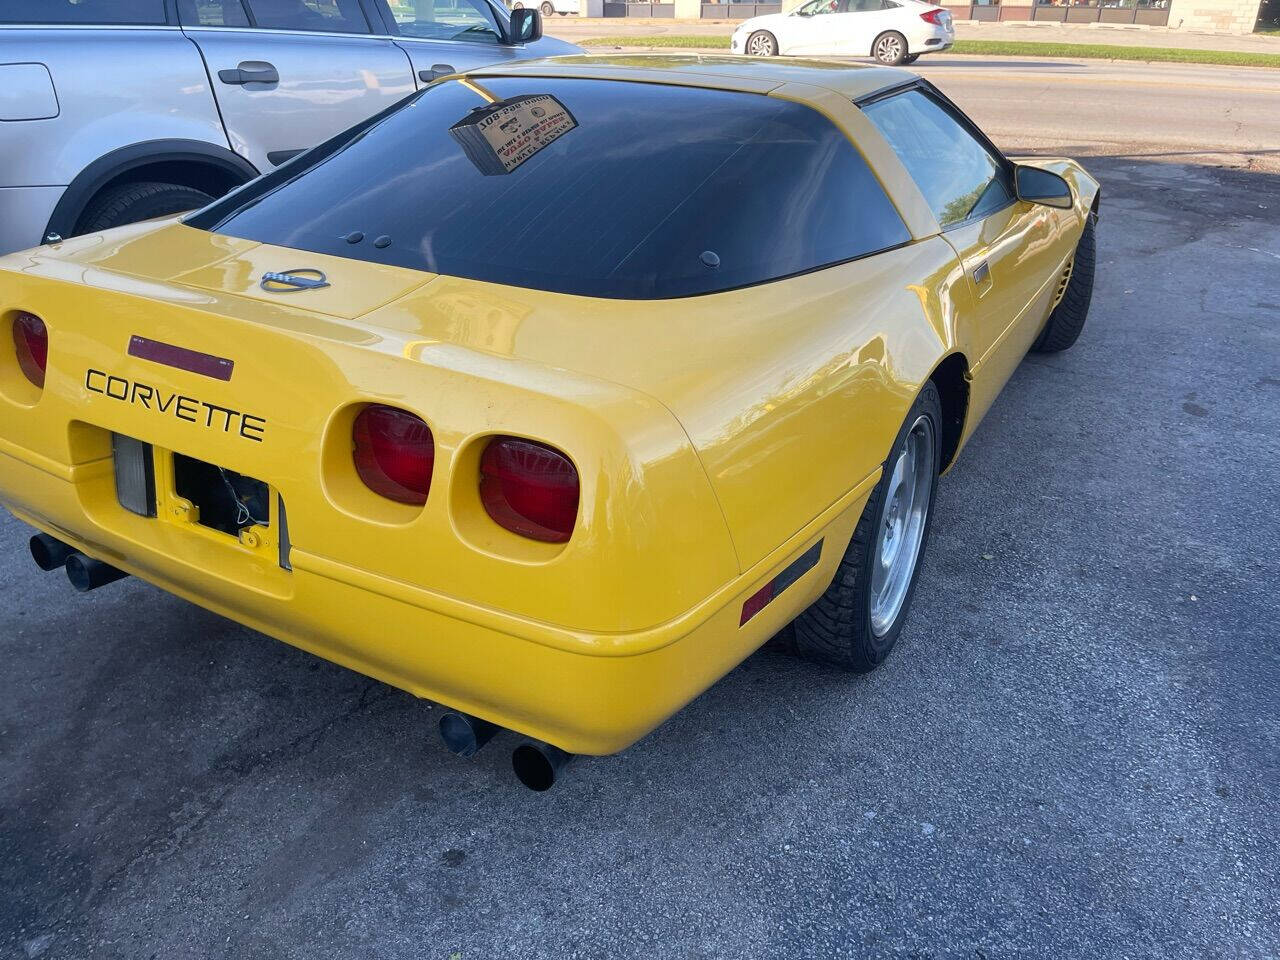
[916,56,1280,171]
[2,54,1279,960]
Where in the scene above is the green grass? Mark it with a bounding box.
[579,34,1280,67]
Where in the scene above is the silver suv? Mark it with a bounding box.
[0,0,577,255]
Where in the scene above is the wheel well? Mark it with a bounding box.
[929,353,969,473]
[73,160,248,233]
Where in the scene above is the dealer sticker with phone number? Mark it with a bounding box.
[449,94,578,176]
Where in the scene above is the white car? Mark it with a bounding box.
[731,0,954,65]
[511,0,579,15]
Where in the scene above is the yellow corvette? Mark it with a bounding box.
[0,56,1097,790]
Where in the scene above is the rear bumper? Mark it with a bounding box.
[914,25,954,51]
[0,437,869,754]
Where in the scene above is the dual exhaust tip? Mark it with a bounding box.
[29,533,128,592]
[31,534,568,789]
[439,710,573,792]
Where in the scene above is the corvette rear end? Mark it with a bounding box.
[0,220,800,763]
[1,57,1100,789]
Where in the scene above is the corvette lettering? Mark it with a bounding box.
[86,369,266,442]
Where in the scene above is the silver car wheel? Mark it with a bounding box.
[869,414,935,637]
[746,31,776,56]
[874,33,904,64]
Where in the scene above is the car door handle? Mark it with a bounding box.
[972,260,991,285]
[218,63,279,85]
[418,63,456,83]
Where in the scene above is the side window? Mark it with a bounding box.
[388,0,504,43]
[862,89,1014,228]
[241,0,370,32]
[0,0,166,23]
[179,0,251,26]
[798,0,840,15]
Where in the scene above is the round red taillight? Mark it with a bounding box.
[479,437,579,544]
[352,405,434,505]
[12,312,48,388]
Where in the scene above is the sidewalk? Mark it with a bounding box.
[547,17,1280,53]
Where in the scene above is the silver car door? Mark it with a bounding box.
[179,0,415,171]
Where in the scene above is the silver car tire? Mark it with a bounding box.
[872,31,908,66]
[745,30,778,56]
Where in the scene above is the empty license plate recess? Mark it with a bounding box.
[112,434,291,569]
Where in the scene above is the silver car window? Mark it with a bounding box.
[240,0,371,32]
[0,0,166,23]
[388,0,503,44]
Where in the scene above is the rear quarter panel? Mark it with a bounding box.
[0,28,228,191]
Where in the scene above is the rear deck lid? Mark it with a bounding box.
[170,237,437,321]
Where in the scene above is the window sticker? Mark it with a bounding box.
[449,94,578,176]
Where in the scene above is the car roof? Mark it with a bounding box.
[464,54,915,102]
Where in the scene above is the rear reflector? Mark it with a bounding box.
[352,405,434,505]
[128,335,234,382]
[740,540,824,626]
[12,312,47,388]
[479,437,579,543]
[112,433,156,517]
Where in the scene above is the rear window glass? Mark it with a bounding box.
[191,78,912,300]
[0,0,166,23]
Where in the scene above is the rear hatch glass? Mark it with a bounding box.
[189,77,910,300]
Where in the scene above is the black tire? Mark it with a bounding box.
[1031,212,1097,354]
[512,2,523,7]
[902,53,920,64]
[872,30,908,66]
[77,182,215,235]
[745,30,778,56]
[539,1,553,14]
[792,382,943,672]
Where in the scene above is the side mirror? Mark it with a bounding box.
[508,7,542,43]
[1015,165,1073,209]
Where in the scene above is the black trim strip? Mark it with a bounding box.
[775,540,823,597]
[267,149,306,167]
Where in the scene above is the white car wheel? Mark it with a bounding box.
[540,1,554,12]
[745,30,778,56]
[872,31,908,66]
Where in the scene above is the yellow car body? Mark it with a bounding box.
[0,57,1098,756]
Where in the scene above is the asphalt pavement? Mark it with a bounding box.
[2,89,1279,960]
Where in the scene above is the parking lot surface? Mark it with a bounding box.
[2,151,1278,959]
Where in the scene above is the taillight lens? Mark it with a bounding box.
[479,437,579,543]
[12,312,48,388]
[352,405,434,505]
[920,7,945,23]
